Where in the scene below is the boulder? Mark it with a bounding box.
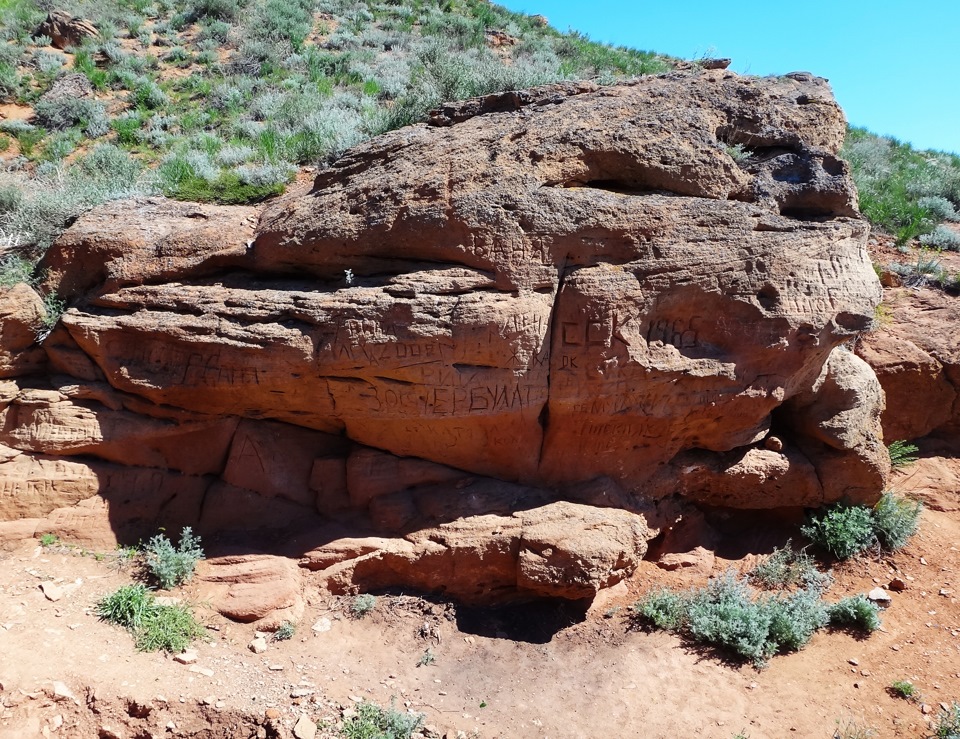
[857,287,960,441]
[57,72,882,502]
[0,72,892,602]
[0,284,45,378]
[308,498,653,603]
[34,11,98,50]
[196,555,304,629]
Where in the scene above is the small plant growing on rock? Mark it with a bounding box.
[887,440,919,468]
[350,593,377,618]
[273,621,295,641]
[417,648,435,667]
[39,533,58,547]
[144,527,204,589]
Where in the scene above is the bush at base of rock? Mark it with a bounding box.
[633,571,880,667]
[801,492,922,560]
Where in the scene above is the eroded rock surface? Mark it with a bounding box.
[857,287,960,442]
[0,71,889,603]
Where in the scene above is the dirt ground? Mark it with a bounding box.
[1,454,958,739]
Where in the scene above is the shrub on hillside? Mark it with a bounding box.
[34,97,108,137]
[919,224,960,251]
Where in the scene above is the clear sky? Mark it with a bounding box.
[499,0,960,155]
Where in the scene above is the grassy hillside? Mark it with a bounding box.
[0,0,670,261]
[843,127,960,248]
[1,0,959,276]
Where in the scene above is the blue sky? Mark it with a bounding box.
[500,0,960,155]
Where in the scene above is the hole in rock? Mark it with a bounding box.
[756,283,780,311]
[455,598,589,644]
[695,505,807,560]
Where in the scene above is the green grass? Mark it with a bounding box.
[889,680,917,700]
[96,583,205,653]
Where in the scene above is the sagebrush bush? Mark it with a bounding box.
[749,543,831,591]
[341,700,424,739]
[872,493,922,551]
[801,505,876,559]
[827,595,881,632]
[934,702,960,739]
[633,588,688,630]
[636,571,840,666]
[803,493,922,559]
[350,593,377,618]
[920,224,960,251]
[33,97,108,137]
[144,527,204,589]
[919,195,959,222]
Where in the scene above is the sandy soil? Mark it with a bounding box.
[1,456,958,739]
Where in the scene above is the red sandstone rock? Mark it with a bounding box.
[0,73,893,602]
[857,288,960,441]
[196,555,304,628]
[0,284,45,378]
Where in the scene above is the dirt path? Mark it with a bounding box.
[1,465,959,738]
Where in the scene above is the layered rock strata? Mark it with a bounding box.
[0,71,888,607]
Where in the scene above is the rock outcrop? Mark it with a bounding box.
[857,287,960,442]
[0,71,888,605]
[34,10,98,50]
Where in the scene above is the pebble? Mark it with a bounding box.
[868,587,891,604]
[249,637,268,655]
[293,714,317,739]
[312,618,332,634]
[174,651,198,665]
[848,658,859,666]
[268,665,284,671]
[290,689,315,698]
[889,577,907,592]
[39,583,62,602]
[921,704,932,715]
[188,666,214,677]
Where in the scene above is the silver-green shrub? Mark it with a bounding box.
[144,527,204,590]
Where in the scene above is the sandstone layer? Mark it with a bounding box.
[857,287,960,442]
[0,71,888,606]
